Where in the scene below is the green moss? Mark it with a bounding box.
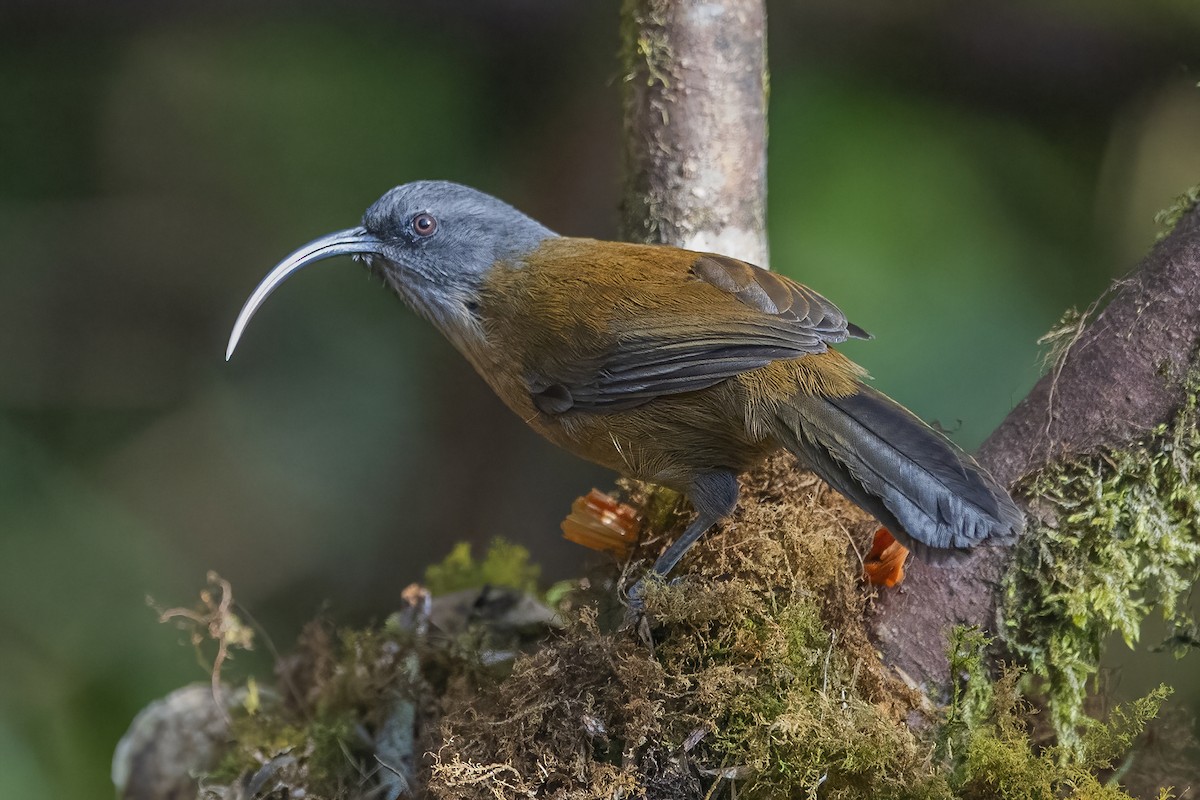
[937,626,996,767]
[937,628,1173,799]
[955,679,1172,800]
[430,459,947,799]
[647,581,937,799]
[620,0,673,91]
[423,537,540,596]
[1003,369,1200,747]
[210,710,361,796]
[200,617,433,798]
[1154,184,1200,241]
[184,455,1180,798]
[425,459,1176,799]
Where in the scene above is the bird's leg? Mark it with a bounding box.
[626,470,739,611]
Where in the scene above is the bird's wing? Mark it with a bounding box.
[529,252,869,414]
[689,254,869,340]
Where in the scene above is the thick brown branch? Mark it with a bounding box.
[980,206,1200,486]
[871,202,1200,693]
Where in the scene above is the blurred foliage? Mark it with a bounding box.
[423,538,540,596]
[0,2,1198,797]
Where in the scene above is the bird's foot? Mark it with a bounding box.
[620,574,687,643]
[620,577,648,630]
[623,604,655,650]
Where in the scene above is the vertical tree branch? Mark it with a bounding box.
[620,0,769,267]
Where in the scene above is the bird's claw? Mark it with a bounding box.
[621,578,647,631]
[620,574,686,637]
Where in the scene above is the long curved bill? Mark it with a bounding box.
[226,227,383,361]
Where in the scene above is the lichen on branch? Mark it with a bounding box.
[1154,184,1200,241]
[1004,365,1200,747]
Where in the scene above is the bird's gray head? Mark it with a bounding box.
[226,180,556,360]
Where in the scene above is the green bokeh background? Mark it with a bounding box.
[1,3,1198,795]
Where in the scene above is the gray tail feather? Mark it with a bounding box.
[777,384,1023,563]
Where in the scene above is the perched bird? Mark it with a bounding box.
[227,181,1022,594]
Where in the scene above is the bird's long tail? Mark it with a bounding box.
[775,384,1022,561]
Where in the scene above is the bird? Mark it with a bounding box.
[226,181,1022,599]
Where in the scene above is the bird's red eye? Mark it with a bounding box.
[412,212,438,237]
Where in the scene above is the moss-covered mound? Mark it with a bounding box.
[424,458,1170,800]
[129,455,1177,799]
[431,459,933,799]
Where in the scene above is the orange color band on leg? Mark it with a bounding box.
[561,489,642,558]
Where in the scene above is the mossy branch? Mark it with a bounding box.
[1004,367,1200,747]
[871,197,1200,757]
